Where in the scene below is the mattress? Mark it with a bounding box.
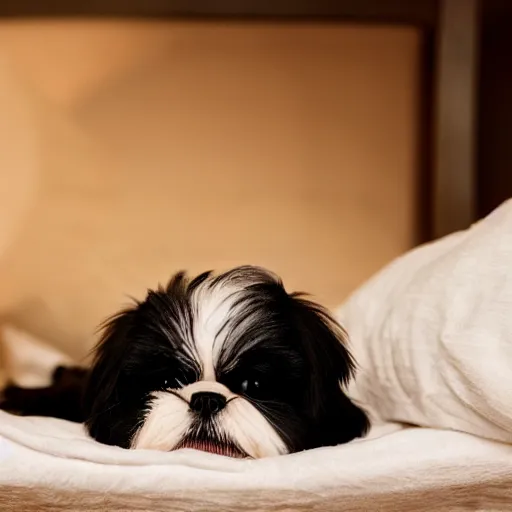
[1,411,512,511]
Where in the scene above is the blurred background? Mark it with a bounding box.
[0,0,509,361]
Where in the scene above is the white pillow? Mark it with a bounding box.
[0,325,73,388]
[337,199,512,442]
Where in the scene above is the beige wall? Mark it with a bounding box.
[0,20,420,359]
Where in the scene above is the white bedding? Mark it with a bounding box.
[1,411,512,511]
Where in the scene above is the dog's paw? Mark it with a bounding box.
[0,383,29,414]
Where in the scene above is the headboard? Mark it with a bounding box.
[0,0,480,241]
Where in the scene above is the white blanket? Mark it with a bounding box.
[1,411,512,511]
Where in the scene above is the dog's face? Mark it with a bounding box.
[83,266,368,458]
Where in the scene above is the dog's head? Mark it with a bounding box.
[83,266,369,458]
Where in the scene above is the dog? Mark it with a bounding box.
[0,266,369,458]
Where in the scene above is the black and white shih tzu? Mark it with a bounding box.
[0,266,369,458]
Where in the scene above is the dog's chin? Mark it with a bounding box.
[174,437,249,458]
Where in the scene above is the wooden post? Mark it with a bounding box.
[433,0,480,238]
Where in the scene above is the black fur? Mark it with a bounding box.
[0,366,87,422]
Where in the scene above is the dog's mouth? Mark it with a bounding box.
[174,438,248,458]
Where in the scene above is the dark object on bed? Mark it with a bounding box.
[0,366,87,423]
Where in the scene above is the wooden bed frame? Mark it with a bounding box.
[1,0,482,241]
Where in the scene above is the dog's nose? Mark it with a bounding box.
[189,392,227,416]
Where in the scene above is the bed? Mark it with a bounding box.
[2,412,512,511]
[5,314,512,508]
[2,313,512,512]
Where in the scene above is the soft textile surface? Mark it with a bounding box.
[338,199,512,443]
[1,411,512,511]
[1,325,72,388]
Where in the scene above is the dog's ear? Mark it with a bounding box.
[82,307,137,446]
[288,295,370,448]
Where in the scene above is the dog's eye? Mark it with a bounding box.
[240,379,260,395]
[163,377,185,389]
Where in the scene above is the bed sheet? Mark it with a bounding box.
[1,411,511,511]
